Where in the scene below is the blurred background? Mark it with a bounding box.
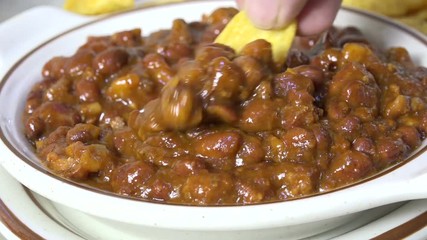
[0,0,62,22]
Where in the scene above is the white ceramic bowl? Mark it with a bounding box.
[1,1,427,239]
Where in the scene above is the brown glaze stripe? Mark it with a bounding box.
[0,198,43,240]
[371,211,427,240]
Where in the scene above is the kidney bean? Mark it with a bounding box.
[240,39,273,65]
[274,70,314,98]
[111,161,156,195]
[195,43,235,67]
[162,42,192,64]
[236,135,264,167]
[321,150,373,190]
[111,28,142,47]
[203,56,244,102]
[28,102,81,135]
[233,55,268,100]
[292,65,325,88]
[352,137,375,155]
[172,157,207,176]
[65,49,94,77]
[267,162,319,199]
[93,47,129,76]
[175,60,205,88]
[263,134,287,163]
[42,56,67,79]
[253,81,273,99]
[396,126,421,149]
[169,19,193,44]
[25,116,45,141]
[280,127,317,163]
[160,83,203,130]
[203,7,238,25]
[238,98,279,132]
[75,79,100,102]
[375,137,409,167]
[311,124,331,169]
[46,141,112,180]
[182,172,234,205]
[66,123,100,144]
[193,131,242,160]
[142,53,174,85]
[206,104,238,123]
[334,115,362,140]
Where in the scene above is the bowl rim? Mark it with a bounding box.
[0,0,427,229]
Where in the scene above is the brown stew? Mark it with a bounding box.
[23,8,427,205]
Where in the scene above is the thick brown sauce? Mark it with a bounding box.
[22,8,427,205]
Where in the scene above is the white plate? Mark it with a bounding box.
[0,162,426,239]
[0,2,427,240]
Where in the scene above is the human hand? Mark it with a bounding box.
[236,0,342,36]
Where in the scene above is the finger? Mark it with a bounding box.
[236,0,245,8]
[240,0,309,30]
[297,0,342,36]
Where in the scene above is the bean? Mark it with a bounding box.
[274,70,314,98]
[42,56,67,79]
[253,81,273,100]
[233,55,268,100]
[111,28,142,47]
[387,47,412,65]
[281,127,317,163]
[334,115,361,140]
[206,104,238,123]
[195,44,235,67]
[267,162,319,199]
[238,98,279,132]
[174,60,205,89]
[29,102,81,134]
[203,56,244,102]
[204,7,238,25]
[66,123,100,144]
[320,150,373,190]
[113,127,140,157]
[375,137,408,167]
[236,135,264,166]
[111,161,156,195]
[352,137,375,155]
[25,116,45,141]
[93,47,129,76]
[263,134,287,163]
[162,42,192,64]
[142,53,174,85]
[292,65,325,88]
[65,49,94,77]
[240,39,273,65]
[396,126,421,149]
[75,79,100,102]
[182,172,234,205]
[169,19,192,44]
[311,124,331,169]
[160,83,203,130]
[172,157,207,176]
[193,131,241,159]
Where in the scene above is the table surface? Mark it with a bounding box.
[0,0,63,23]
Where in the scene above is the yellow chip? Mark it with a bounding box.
[64,0,134,15]
[343,0,427,17]
[215,11,297,64]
